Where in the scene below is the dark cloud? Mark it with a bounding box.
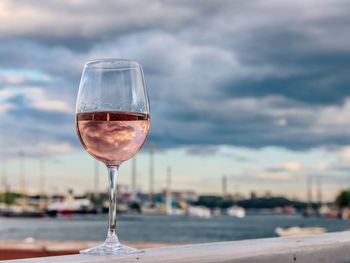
[0,87,77,157]
[220,24,350,105]
[222,73,350,105]
[8,105,72,125]
[0,0,201,51]
[186,145,219,156]
[5,94,28,105]
[1,0,350,156]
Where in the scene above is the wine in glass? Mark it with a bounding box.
[76,59,150,255]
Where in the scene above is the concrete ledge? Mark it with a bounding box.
[3,231,350,263]
[0,241,175,260]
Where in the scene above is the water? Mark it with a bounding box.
[1,214,350,243]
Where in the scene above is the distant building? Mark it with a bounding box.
[232,193,245,201]
[250,191,257,200]
[264,191,272,198]
[172,190,198,203]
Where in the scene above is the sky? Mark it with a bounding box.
[1,0,350,201]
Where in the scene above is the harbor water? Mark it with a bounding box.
[1,214,350,243]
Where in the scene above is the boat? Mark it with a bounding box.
[47,197,96,216]
[275,226,326,237]
[141,206,165,215]
[226,206,246,218]
[166,208,186,216]
[317,205,340,219]
[187,206,211,219]
[0,205,44,218]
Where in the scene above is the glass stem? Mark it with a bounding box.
[106,165,120,245]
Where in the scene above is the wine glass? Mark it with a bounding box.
[75,59,150,255]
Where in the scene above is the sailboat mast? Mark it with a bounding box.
[1,161,6,203]
[40,156,45,196]
[317,177,322,207]
[131,157,136,194]
[149,143,155,205]
[222,176,227,198]
[19,151,26,209]
[307,177,313,209]
[166,166,171,214]
[94,160,99,196]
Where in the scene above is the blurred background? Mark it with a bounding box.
[1,0,350,259]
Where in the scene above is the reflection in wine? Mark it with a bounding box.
[76,111,150,165]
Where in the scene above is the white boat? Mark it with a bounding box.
[187,206,211,219]
[275,226,326,237]
[0,205,44,218]
[47,198,93,215]
[166,208,186,216]
[227,206,246,218]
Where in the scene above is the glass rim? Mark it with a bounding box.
[85,58,142,70]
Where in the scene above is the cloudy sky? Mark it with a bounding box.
[1,0,350,200]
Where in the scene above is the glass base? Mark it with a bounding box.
[80,242,144,256]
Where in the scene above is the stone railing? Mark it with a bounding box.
[3,231,350,263]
